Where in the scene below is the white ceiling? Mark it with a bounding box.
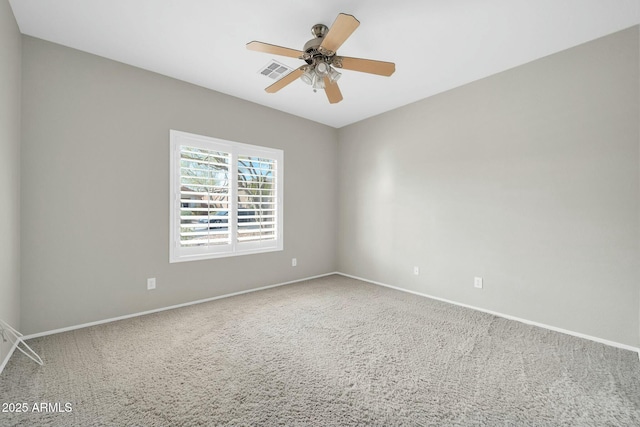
[9,0,640,128]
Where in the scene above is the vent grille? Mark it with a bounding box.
[258,60,293,80]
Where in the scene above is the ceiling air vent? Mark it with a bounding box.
[258,60,293,80]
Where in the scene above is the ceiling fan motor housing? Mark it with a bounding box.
[303,24,335,66]
[303,40,324,62]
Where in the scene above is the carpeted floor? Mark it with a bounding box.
[1,274,639,426]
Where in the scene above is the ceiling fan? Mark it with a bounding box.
[247,13,395,104]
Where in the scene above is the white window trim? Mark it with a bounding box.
[169,130,283,263]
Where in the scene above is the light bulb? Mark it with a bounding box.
[315,61,330,77]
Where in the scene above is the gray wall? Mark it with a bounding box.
[20,36,338,334]
[338,27,640,347]
[15,23,640,348]
[0,0,21,362]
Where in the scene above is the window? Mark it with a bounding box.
[170,130,283,262]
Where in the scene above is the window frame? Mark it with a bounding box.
[169,130,283,263]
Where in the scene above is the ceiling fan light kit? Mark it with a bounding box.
[247,13,395,104]
[301,61,339,92]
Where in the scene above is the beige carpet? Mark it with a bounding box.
[1,274,639,426]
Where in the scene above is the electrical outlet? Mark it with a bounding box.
[474,277,483,289]
[292,258,297,267]
[147,278,156,290]
[413,266,420,275]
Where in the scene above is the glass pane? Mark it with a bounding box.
[180,146,231,247]
[237,155,277,243]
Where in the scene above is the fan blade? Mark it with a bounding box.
[323,76,343,104]
[340,56,395,76]
[320,13,360,54]
[246,41,303,58]
[265,68,304,93]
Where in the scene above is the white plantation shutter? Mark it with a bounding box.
[170,131,283,262]
[237,155,278,244]
[179,146,230,248]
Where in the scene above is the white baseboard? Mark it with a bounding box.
[0,339,20,376]
[22,272,336,341]
[336,272,640,356]
[5,271,639,372]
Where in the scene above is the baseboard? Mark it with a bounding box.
[23,272,337,341]
[0,339,20,376]
[11,271,640,366]
[336,272,640,356]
